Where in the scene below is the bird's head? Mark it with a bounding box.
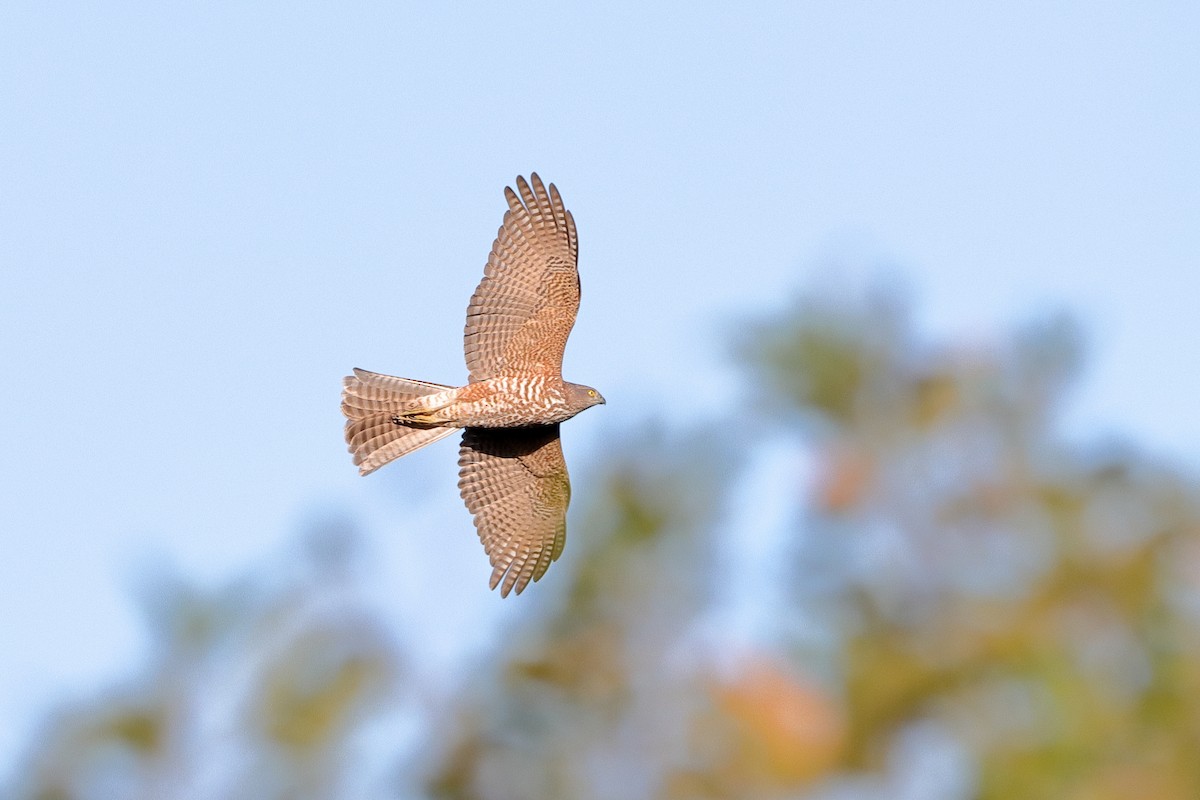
[566,382,606,412]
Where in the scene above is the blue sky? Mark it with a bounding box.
[1,1,1197,771]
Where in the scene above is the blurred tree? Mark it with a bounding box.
[423,286,1200,800]
[745,294,1200,800]
[6,520,403,800]
[9,282,1200,800]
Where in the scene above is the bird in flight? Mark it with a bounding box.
[341,174,604,596]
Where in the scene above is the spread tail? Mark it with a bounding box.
[342,368,458,475]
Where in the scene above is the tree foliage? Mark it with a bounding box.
[9,284,1200,799]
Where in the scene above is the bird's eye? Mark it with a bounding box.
[587,390,596,397]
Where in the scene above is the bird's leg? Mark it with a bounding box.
[390,411,446,426]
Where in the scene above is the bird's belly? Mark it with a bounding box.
[454,400,576,427]
[451,382,575,428]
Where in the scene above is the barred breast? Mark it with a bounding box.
[451,376,576,428]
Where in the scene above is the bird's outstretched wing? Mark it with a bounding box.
[463,174,580,382]
[457,425,570,597]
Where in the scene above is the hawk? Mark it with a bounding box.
[341,174,605,597]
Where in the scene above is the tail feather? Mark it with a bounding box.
[341,368,454,418]
[350,423,457,476]
[341,368,458,475]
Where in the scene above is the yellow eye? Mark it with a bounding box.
[587,390,596,397]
